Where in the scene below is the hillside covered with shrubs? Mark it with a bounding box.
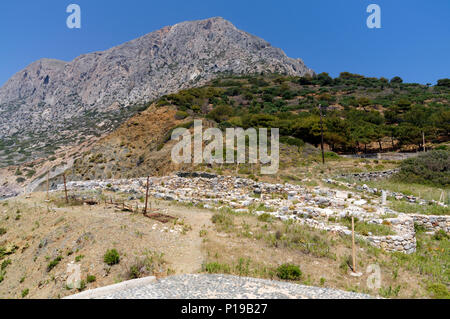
[397,149,450,187]
[156,73,449,153]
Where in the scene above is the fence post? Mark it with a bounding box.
[63,174,69,204]
[144,176,150,214]
[46,171,50,199]
[352,216,356,273]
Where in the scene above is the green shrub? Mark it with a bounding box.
[125,252,167,279]
[436,78,450,88]
[427,283,449,299]
[127,264,141,279]
[414,223,427,233]
[21,288,29,298]
[86,275,96,283]
[175,111,189,120]
[156,99,169,107]
[78,280,86,291]
[276,264,302,280]
[47,256,62,272]
[396,150,449,187]
[257,213,272,222]
[104,249,120,265]
[1,259,11,270]
[433,230,449,241]
[0,228,6,236]
[379,285,401,298]
[279,136,304,148]
[211,213,233,228]
[0,247,6,259]
[390,76,403,84]
[207,105,234,122]
[324,151,340,159]
[25,170,36,178]
[203,262,231,274]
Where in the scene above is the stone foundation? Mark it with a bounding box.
[337,169,400,182]
[366,216,416,254]
[410,214,450,233]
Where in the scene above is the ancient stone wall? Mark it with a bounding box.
[56,174,449,255]
[410,214,450,233]
[366,216,416,254]
[337,169,400,182]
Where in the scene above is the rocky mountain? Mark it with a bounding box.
[0,17,313,167]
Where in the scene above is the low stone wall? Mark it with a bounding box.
[244,209,418,254]
[337,169,400,182]
[367,216,416,254]
[367,234,416,254]
[325,178,447,207]
[411,214,450,233]
[341,152,419,161]
[176,171,218,179]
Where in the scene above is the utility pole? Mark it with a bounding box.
[319,104,325,165]
[422,131,426,152]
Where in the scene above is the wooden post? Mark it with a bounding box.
[144,176,150,214]
[319,104,325,165]
[46,171,50,199]
[351,216,356,273]
[63,174,69,204]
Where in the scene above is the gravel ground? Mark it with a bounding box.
[98,274,374,299]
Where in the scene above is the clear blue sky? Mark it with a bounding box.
[0,0,449,86]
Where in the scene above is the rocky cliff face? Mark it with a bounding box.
[0,17,313,166]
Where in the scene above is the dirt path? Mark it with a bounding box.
[150,203,213,274]
[0,193,215,298]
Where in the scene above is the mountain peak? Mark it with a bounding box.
[0,17,313,165]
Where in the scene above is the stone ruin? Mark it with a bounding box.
[56,173,449,254]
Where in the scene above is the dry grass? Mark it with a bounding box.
[0,192,208,298]
[201,207,448,298]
